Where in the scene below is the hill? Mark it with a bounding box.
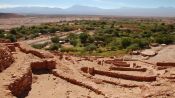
[0,13,23,18]
[0,5,175,17]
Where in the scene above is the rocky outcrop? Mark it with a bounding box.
[141,50,157,57]
[0,45,14,72]
[81,67,156,82]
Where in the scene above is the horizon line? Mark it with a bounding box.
[0,4,174,9]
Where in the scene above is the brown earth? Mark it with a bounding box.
[0,42,175,98]
[0,16,99,29]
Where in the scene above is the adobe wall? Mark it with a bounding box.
[18,43,54,58]
[52,70,104,95]
[157,62,175,67]
[0,45,14,72]
[95,70,156,82]
[8,68,32,98]
[31,59,56,70]
[81,67,156,82]
[109,66,147,72]
[105,60,130,67]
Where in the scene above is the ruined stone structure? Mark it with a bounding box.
[0,45,14,72]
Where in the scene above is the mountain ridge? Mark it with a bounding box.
[0,5,175,17]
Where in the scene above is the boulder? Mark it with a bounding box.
[131,51,140,55]
[141,50,157,57]
[150,43,159,47]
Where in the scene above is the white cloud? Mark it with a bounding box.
[0,3,57,9]
[0,4,20,8]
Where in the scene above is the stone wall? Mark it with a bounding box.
[31,59,56,70]
[105,60,130,67]
[81,67,156,82]
[95,70,156,82]
[18,43,54,58]
[109,66,147,72]
[0,45,14,72]
[8,68,32,98]
[157,62,175,67]
[52,70,104,95]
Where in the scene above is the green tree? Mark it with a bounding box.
[6,34,16,42]
[85,44,97,52]
[10,29,17,35]
[68,33,78,46]
[51,36,60,43]
[79,33,89,44]
[121,38,132,49]
[48,43,61,51]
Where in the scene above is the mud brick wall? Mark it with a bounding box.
[157,62,175,67]
[105,60,130,67]
[95,70,156,82]
[81,67,95,75]
[30,60,56,70]
[18,43,54,58]
[52,70,104,95]
[8,69,32,97]
[81,67,156,82]
[109,66,147,72]
[0,45,14,72]
[6,45,16,52]
[112,62,130,67]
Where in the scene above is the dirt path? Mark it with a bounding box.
[21,30,82,45]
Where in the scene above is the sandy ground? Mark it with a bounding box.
[25,54,175,98]
[131,45,175,64]
[1,43,175,98]
[0,16,99,29]
[27,74,102,98]
[148,45,175,63]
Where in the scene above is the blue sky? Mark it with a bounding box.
[0,0,175,9]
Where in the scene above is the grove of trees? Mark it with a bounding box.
[1,19,175,56]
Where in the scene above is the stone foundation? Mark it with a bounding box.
[18,43,54,58]
[8,68,32,98]
[81,67,156,82]
[157,62,175,67]
[31,59,56,70]
[109,66,147,72]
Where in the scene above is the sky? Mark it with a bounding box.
[0,0,175,9]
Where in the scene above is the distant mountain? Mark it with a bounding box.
[64,5,102,15]
[0,5,175,17]
[0,13,23,18]
[0,7,63,14]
